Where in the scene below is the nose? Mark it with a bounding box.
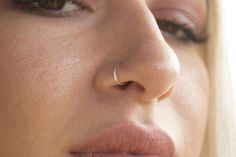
[94,1,180,102]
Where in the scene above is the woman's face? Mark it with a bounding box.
[0,0,209,157]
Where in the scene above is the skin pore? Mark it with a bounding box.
[0,0,209,157]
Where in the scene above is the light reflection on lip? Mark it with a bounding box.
[70,123,176,157]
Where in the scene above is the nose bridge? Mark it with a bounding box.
[105,0,168,59]
[108,0,162,44]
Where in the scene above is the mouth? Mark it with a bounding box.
[70,123,175,157]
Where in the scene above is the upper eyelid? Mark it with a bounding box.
[149,0,207,28]
[151,8,206,34]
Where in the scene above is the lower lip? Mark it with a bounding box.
[71,153,160,157]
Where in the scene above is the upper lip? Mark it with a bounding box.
[70,123,176,157]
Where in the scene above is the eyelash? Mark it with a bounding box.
[157,20,208,43]
[12,0,208,44]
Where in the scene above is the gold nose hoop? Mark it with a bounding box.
[113,65,127,86]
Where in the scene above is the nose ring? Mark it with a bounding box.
[113,65,127,86]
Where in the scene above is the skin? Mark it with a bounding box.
[0,0,209,157]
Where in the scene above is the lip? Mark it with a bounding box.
[70,123,176,157]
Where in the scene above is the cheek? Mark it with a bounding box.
[171,50,209,156]
[0,10,103,135]
[0,22,91,155]
[177,50,209,119]
[0,16,92,99]
[0,18,90,149]
[0,11,105,124]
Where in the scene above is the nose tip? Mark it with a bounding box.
[116,46,180,102]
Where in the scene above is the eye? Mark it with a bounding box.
[34,0,68,10]
[157,19,208,44]
[12,0,87,17]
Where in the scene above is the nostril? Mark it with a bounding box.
[118,81,132,90]
[116,81,145,93]
[113,81,132,90]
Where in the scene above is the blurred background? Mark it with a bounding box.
[222,0,236,89]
